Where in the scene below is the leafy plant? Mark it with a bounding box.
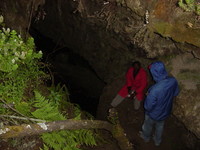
[47,83,70,110]
[0,23,44,114]
[41,129,96,150]
[0,15,3,24]
[0,17,97,150]
[31,91,66,121]
[178,0,200,15]
[0,28,42,72]
[32,91,96,150]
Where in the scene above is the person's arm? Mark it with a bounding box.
[144,88,157,112]
[174,80,179,97]
[127,86,132,95]
[136,70,147,94]
[126,68,132,94]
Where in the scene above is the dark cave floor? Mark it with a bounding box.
[117,100,195,150]
[86,99,200,150]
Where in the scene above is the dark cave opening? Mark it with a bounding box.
[0,0,200,149]
[27,1,200,148]
[29,27,105,117]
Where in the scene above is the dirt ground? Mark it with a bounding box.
[88,98,200,150]
[117,99,199,150]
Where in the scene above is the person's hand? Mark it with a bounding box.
[127,91,136,99]
[130,91,136,99]
[127,86,132,95]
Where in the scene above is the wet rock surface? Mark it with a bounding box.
[0,0,200,147]
[97,76,200,150]
[170,53,200,138]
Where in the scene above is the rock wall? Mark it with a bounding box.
[0,0,45,37]
[170,53,200,138]
[0,0,200,139]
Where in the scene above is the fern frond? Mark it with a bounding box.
[74,129,97,146]
[39,144,49,150]
[42,129,96,150]
[15,102,31,116]
[32,91,96,150]
[31,91,66,121]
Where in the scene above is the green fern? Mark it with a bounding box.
[47,83,70,110]
[40,144,49,150]
[31,91,66,121]
[0,19,97,149]
[178,0,200,15]
[0,23,44,114]
[41,129,96,150]
[32,91,96,150]
[74,129,96,146]
[15,102,31,116]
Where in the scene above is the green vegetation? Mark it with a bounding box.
[0,19,44,113]
[0,16,96,150]
[178,0,200,15]
[177,69,200,82]
[152,21,200,47]
[34,91,96,150]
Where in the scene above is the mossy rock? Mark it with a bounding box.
[150,21,200,47]
[177,69,200,82]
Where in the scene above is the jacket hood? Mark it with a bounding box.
[149,61,168,82]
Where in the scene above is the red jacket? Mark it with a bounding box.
[118,67,147,101]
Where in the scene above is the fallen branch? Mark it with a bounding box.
[0,98,34,123]
[0,119,112,138]
[0,115,46,122]
[0,119,133,150]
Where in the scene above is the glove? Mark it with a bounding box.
[127,87,136,99]
[129,91,136,100]
[127,86,132,95]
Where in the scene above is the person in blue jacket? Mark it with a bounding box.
[140,61,179,146]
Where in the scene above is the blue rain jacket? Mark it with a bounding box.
[144,61,179,121]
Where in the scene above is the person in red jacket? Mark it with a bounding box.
[110,61,148,110]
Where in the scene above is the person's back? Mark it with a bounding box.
[140,61,179,146]
[145,76,179,121]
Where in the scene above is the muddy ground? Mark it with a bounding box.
[87,99,200,150]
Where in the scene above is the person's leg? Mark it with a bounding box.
[153,120,165,146]
[108,95,124,119]
[140,114,154,142]
[134,98,141,110]
[110,94,124,107]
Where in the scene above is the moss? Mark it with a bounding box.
[152,22,171,35]
[196,84,200,90]
[177,69,200,82]
[112,124,132,150]
[150,21,200,47]
[2,126,24,138]
[159,54,177,72]
[178,0,200,15]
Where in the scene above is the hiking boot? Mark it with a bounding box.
[108,107,117,117]
[153,136,161,146]
[155,142,160,146]
[107,107,118,124]
[139,131,150,143]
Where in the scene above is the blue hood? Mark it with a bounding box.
[150,61,168,82]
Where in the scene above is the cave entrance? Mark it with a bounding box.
[29,26,200,150]
[27,2,200,149]
[29,27,105,117]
